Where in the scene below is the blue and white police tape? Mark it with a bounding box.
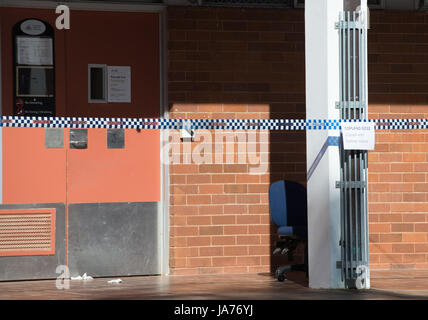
[0,116,428,130]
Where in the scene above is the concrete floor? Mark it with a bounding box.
[1,270,428,299]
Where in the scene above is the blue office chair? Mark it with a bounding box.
[269,180,308,282]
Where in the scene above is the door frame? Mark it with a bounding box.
[0,0,170,275]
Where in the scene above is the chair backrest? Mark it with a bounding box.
[269,180,307,228]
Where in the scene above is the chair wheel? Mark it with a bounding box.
[277,274,285,282]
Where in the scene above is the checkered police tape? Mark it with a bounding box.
[0,116,428,130]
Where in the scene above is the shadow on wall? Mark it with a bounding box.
[167,102,306,276]
[166,6,307,276]
[165,7,428,277]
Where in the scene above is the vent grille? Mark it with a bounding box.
[0,209,55,256]
[201,0,293,8]
[367,0,385,9]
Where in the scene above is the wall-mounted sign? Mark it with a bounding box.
[13,19,55,116]
[17,37,53,66]
[107,66,131,103]
[342,122,375,150]
[20,19,46,36]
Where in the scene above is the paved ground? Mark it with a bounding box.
[1,270,428,299]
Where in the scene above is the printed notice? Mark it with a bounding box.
[342,122,375,150]
[17,37,53,65]
[107,66,131,103]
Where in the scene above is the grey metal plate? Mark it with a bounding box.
[45,129,64,148]
[68,202,159,277]
[70,129,88,149]
[107,129,125,149]
[0,203,66,281]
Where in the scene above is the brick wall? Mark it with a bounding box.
[167,7,428,275]
[167,6,306,275]
[368,11,428,270]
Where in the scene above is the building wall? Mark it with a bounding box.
[167,7,428,275]
[368,11,428,270]
[167,6,306,275]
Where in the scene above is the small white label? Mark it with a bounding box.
[342,122,375,150]
[20,19,46,35]
[107,66,131,103]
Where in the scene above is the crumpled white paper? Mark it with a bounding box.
[108,279,122,284]
[71,273,93,281]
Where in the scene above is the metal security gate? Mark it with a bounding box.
[337,10,370,289]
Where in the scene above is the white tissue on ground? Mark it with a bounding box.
[71,273,93,281]
[108,279,122,284]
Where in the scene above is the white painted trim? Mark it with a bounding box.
[305,0,344,289]
[0,0,166,12]
[158,10,170,276]
[0,20,3,204]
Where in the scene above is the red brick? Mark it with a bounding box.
[199,164,223,173]
[369,223,391,233]
[403,213,426,222]
[212,195,236,204]
[224,184,248,194]
[224,246,249,256]
[212,175,236,183]
[212,236,236,246]
[212,257,237,267]
[187,216,211,225]
[187,195,211,205]
[186,175,211,184]
[187,237,211,247]
[199,247,223,257]
[236,195,260,204]
[392,244,415,253]
[224,225,248,235]
[403,153,426,162]
[199,205,223,215]
[379,233,402,243]
[236,235,260,245]
[370,243,392,253]
[199,226,223,236]
[402,233,426,242]
[415,223,428,232]
[199,185,223,194]
[224,205,248,214]
[187,257,212,267]
[391,223,414,232]
[212,215,236,225]
[236,256,261,266]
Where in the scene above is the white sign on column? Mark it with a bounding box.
[107,66,131,103]
[342,122,375,150]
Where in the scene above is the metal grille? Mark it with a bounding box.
[0,209,55,256]
[201,0,293,8]
[337,11,369,289]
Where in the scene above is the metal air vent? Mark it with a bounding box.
[0,209,55,257]
[201,0,293,8]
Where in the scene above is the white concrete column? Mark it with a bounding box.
[305,0,368,289]
[305,0,344,289]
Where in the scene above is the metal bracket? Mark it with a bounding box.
[336,181,367,189]
[335,21,364,30]
[336,101,366,109]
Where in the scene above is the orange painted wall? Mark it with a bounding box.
[67,128,160,203]
[65,10,160,118]
[2,128,67,204]
[0,8,161,204]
